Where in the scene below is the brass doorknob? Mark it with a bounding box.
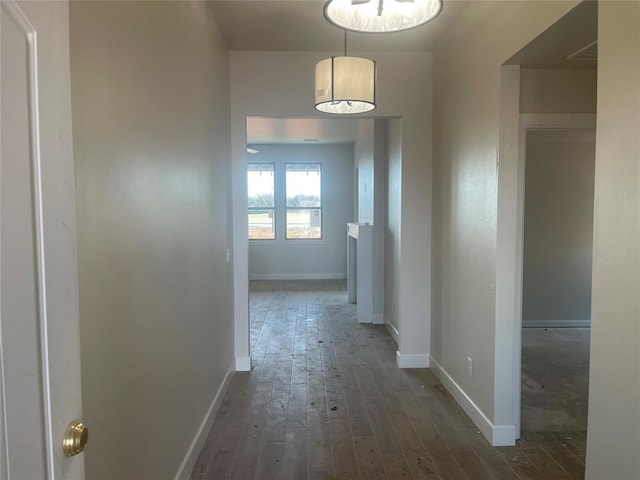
[63,421,88,457]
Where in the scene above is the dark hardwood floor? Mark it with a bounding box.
[191,280,585,479]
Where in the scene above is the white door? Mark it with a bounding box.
[1,0,84,478]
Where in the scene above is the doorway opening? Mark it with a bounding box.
[496,0,597,451]
[244,117,401,363]
[520,127,595,436]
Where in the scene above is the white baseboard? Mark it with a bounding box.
[236,356,251,371]
[174,366,235,480]
[429,356,516,447]
[248,273,347,280]
[523,320,591,328]
[373,313,384,325]
[396,351,429,368]
[492,425,517,446]
[385,317,399,344]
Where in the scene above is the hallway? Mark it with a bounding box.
[192,281,586,479]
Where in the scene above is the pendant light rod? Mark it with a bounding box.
[343,30,347,57]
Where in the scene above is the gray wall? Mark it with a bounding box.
[586,2,640,477]
[230,51,433,365]
[520,69,597,113]
[248,143,354,279]
[355,120,374,223]
[70,2,234,478]
[372,120,387,322]
[522,130,595,326]
[385,119,402,336]
[432,0,580,436]
[354,119,386,323]
[433,1,640,470]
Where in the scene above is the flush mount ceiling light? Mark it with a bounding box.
[324,0,443,33]
[315,32,376,115]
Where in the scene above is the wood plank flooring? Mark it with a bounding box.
[191,280,585,480]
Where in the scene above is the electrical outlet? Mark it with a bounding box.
[226,248,232,263]
[466,357,473,377]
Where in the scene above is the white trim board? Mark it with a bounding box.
[523,320,591,328]
[236,356,251,372]
[174,365,235,480]
[430,356,516,447]
[396,352,429,369]
[512,113,597,437]
[248,273,346,281]
[495,96,597,441]
[385,317,399,344]
[520,113,597,132]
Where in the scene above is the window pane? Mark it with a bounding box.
[286,209,321,239]
[286,163,321,207]
[249,209,275,239]
[248,163,274,208]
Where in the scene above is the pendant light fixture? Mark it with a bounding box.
[324,0,443,33]
[315,31,376,115]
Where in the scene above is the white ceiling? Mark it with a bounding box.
[210,0,598,65]
[506,0,597,70]
[209,0,470,52]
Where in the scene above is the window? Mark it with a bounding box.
[247,163,275,240]
[247,162,323,241]
[286,163,322,239]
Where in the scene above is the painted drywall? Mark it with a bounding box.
[520,69,597,113]
[431,0,580,441]
[231,51,432,368]
[522,130,595,326]
[70,2,234,479]
[247,143,353,279]
[372,120,387,323]
[354,119,386,322]
[586,2,640,478]
[385,119,402,336]
[355,120,374,224]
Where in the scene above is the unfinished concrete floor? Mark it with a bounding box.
[521,328,590,433]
